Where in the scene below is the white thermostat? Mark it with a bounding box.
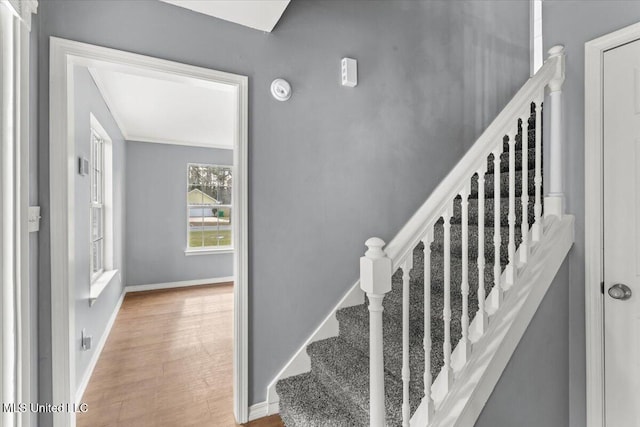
[341,58,357,87]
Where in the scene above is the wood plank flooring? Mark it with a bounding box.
[77,283,284,427]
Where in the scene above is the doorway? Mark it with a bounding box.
[585,21,640,427]
[49,37,249,426]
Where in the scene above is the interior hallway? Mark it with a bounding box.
[77,283,284,426]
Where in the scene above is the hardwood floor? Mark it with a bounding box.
[77,283,284,427]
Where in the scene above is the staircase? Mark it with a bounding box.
[273,46,574,427]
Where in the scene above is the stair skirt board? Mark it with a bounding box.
[265,281,365,414]
[425,215,574,427]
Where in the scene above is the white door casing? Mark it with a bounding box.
[585,21,640,427]
[0,2,36,427]
[603,39,640,427]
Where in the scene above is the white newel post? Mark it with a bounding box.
[360,237,392,427]
[545,45,565,218]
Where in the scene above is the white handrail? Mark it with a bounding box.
[384,55,559,270]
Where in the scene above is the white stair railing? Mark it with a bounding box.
[359,45,565,427]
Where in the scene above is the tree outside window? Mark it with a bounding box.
[187,164,232,249]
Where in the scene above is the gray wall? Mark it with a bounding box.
[476,259,570,427]
[125,141,233,286]
[542,2,640,426]
[36,0,530,412]
[460,0,535,149]
[72,66,126,390]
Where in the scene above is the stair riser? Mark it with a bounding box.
[470,169,536,199]
[310,356,369,425]
[382,250,498,322]
[488,147,536,174]
[338,255,494,385]
[499,128,537,153]
[336,309,433,390]
[431,224,523,262]
[451,197,535,227]
[276,373,362,426]
[307,338,411,427]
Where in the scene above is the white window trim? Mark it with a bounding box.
[186,163,233,251]
[49,37,249,426]
[88,269,118,306]
[0,2,37,427]
[88,114,116,303]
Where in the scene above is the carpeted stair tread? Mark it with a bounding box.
[431,223,523,263]
[337,250,496,385]
[336,240,498,367]
[470,167,535,199]
[385,249,497,312]
[488,147,536,174]
[337,302,440,388]
[307,336,421,427]
[276,372,361,427]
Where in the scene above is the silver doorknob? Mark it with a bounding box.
[608,283,632,300]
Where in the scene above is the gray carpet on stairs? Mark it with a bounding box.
[276,110,541,426]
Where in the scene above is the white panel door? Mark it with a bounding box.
[604,38,640,427]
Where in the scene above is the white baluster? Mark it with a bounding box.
[421,230,435,422]
[360,237,392,427]
[545,45,565,218]
[505,132,516,287]
[476,169,488,334]
[441,209,453,391]
[520,114,530,263]
[459,188,471,362]
[491,150,503,308]
[532,98,543,241]
[401,257,412,427]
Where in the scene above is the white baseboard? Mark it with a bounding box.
[265,280,364,414]
[125,276,235,293]
[75,290,125,404]
[248,400,279,421]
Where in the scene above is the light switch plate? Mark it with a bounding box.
[28,206,40,232]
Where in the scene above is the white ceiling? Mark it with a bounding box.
[89,67,237,150]
[159,0,291,32]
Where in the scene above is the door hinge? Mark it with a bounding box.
[601,281,605,294]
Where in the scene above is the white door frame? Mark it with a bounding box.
[49,37,249,426]
[585,20,640,427]
[0,2,36,427]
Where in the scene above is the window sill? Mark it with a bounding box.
[89,269,119,306]
[184,248,234,256]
